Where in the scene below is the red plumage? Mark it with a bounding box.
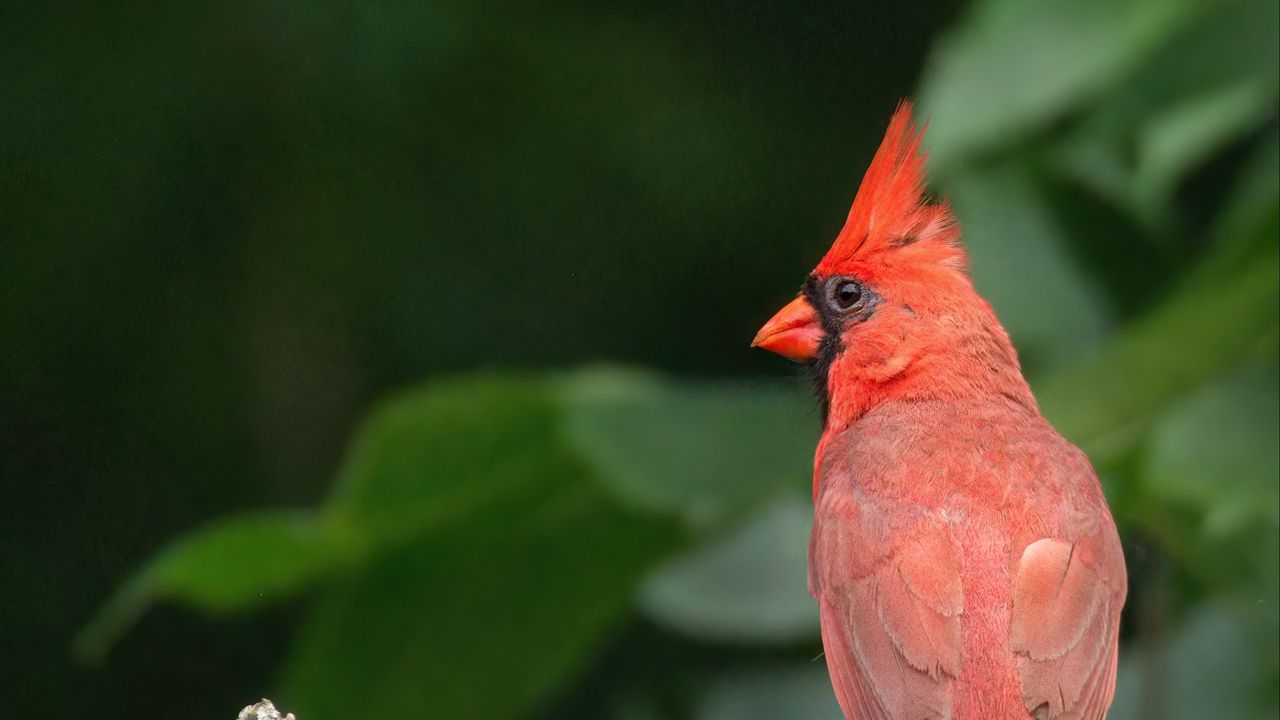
[753,102,1127,719]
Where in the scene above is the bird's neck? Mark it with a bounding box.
[821,316,1037,440]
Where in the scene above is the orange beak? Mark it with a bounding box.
[751,295,821,362]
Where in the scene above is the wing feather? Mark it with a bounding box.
[811,489,964,719]
[1011,528,1126,720]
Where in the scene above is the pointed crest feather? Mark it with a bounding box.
[816,101,961,273]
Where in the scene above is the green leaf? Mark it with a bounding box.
[696,665,842,720]
[269,372,686,718]
[561,367,817,528]
[1109,603,1277,720]
[943,161,1114,373]
[1109,0,1279,118]
[1133,359,1280,595]
[325,375,564,548]
[74,510,342,663]
[77,367,817,719]
[279,466,678,720]
[1128,80,1276,223]
[1144,362,1279,535]
[918,0,1208,175]
[1193,131,1280,285]
[1051,0,1279,220]
[638,493,817,644]
[1034,207,1274,466]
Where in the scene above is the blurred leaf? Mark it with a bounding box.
[83,367,834,718]
[696,665,841,720]
[1111,0,1279,117]
[74,510,341,663]
[1193,130,1280,284]
[1143,362,1279,535]
[638,493,817,644]
[919,0,1208,175]
[1034,169,1168,315]
[325,375,564,549]
[1129,80,1276,223]
[275,373,688,718]
[76,376,570,663]
[1037,208,1279,468]
[944,161,1113,372]
[930,0,1279,333]
[610,695,667,720]
[1133,359,1280,596]
[1109,603,1276,720]
[1052,0,1279,221]
[562,368,817,528]
[280,471,677,720]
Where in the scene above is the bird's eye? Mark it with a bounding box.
[830,278,864,312]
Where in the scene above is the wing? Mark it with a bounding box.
[810,488,964,719]
[1010,518,1127,720]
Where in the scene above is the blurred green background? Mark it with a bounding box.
[2,0,1276,718]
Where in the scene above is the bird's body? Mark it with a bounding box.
[753,103,1126,719]
[811,397,1124,719]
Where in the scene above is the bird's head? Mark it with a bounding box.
[752,102,1032,430]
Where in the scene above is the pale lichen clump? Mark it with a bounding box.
[238,698,295,720]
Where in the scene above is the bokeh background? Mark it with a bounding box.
[2,0,1277,718]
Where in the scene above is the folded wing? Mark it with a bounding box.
[1010,525,1127,720]
[810,490,964,719]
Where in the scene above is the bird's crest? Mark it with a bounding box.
[815,101,962,274]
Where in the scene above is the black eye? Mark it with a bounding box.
[830,278,864,311]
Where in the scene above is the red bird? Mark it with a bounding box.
[752,103,1126,719]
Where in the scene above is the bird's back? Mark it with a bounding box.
[809,397,1126,720]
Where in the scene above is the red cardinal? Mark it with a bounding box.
[752,102,1126,719]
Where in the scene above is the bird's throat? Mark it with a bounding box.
[816,330,1036,435]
